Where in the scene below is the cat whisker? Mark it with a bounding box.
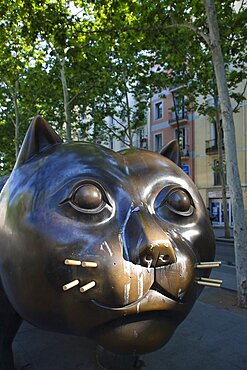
[80,281,96,293]
[81,261,98,268]
[200,277,223,283]
[64,259,98,268]
[199,261,221,265]
[195,277,223,288]
[62,279,80,291]
[64,259,81,266]
[196,261,221,269]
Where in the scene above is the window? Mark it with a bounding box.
[175,127,187,150]
[209,199,233,227]
[219,119,224,144]
[210,120,224,148]
[173,95,187,120]
[120,134,126,148]
[136,128,147,149]
[154,101,163,120]
[154,133,163,152]
[213,159,227,186]
[210,122,216,144]
[174,127,189,156]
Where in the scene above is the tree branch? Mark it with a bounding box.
[233,80,247,112]
[1,78,15,98]
[76,22,210,46]
[67,84,102,106]
[165,23,210,46]
[9,115,15,127]
[112,116,128,130]
[104,124,129,146]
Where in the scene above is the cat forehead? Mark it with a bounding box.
[9,142,198,210]
[120,148,177,172]
[120,149,192,190]
[15,142,189,195]
[37,142,179,177]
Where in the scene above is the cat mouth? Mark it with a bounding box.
[90,291,190,355]
[92,285,187,314]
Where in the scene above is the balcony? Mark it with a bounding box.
[180,145,190,157]
[168,111,188,125]
[205,139,224,155]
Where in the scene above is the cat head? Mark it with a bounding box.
[0,116,215,354]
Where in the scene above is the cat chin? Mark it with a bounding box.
[92,311,183,354]
[90,290,192,354]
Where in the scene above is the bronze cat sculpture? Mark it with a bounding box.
[0,116,216,369]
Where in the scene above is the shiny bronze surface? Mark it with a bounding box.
[0,116,216,367]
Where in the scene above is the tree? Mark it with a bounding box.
[213,89,230,239]
[197,72,231,239]
[87,53,153,147]
[203,0,247,308]
[21,0,83,140]
[86,0,247,307]
[0,1,35,159]
[0,1,246,306]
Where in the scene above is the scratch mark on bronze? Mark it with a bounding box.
[100,241,113,257]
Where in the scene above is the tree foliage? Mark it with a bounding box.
[0,0,246,306]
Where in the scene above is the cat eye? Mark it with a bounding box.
[73,184,103,210]
[155,187,194,217]
[166,190,192,215]
[68,182,112,214]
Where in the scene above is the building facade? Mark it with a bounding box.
[194,98,247,227]
[148,86,247,227]
[149,90,195,181]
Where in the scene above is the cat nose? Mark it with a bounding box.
[122,206,176,267]
[139,239,176,268]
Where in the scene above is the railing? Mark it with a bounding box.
[168,111,188,124]
[205,139,224,154]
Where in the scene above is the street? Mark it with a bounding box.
[212,240,236,291]
[215,241,235,266]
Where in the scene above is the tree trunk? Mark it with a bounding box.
[13,80,20,159]
[124,87,133,147]
[60,59,72,141]
[204,0,247,307]
[213,93,231,238]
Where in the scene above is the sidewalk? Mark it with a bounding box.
[213,226,234,243]
[212,226,236,291]
[13,288,247,370]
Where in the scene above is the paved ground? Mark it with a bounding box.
[213,226,234,239]
[13,288,247,370]
[13,228,247,370]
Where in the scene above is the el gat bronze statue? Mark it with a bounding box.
[0,116,221,369]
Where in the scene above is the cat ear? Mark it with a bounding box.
[159,140,180,165]
[15,115,62,168]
